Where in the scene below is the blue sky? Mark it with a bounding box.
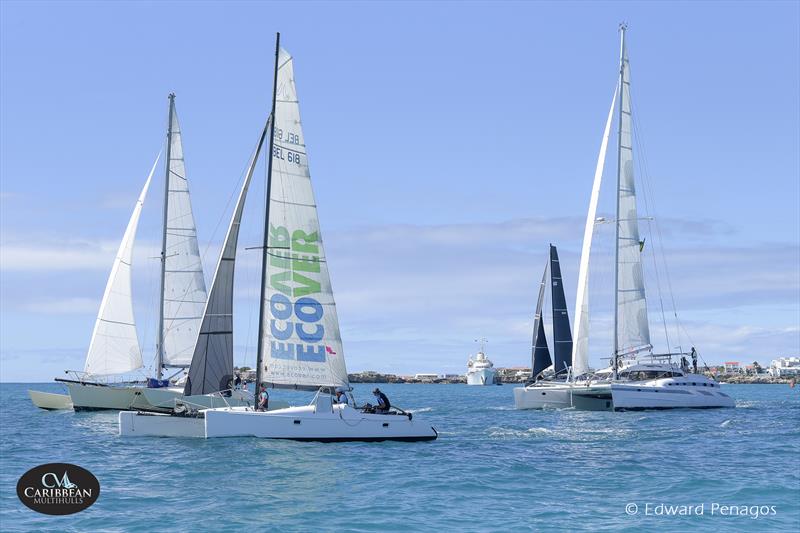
[1,1,798,381]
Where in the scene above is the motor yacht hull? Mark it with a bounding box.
[467,368,497,386]
[28,390,73,410]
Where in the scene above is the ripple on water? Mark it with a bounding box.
[2,382,798,532]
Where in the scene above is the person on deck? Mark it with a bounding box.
[690,347,698,375]
[372,388,390,414]
[234,373,242,389]
[335,388,349,405]
[257,385,269,411]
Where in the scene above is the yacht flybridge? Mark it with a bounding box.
[514,25,734,411]
[120,34,437,441]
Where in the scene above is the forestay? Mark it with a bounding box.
[185,117,271,396]
[162,103,208,366]
[84,155,159,376]
[615,34,651,355]
[259,48,349,390]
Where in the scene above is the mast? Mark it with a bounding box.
[613,22,628,379]
[255,32,281,394]
[157,93,176,380]
[613,24,626,379]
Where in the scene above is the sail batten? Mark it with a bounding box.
[84,154,159,376]
[259,47,349,390]
[160,99,208,368]
[614,29,650,355]
[184,117,272,396]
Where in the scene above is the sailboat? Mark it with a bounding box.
[513,245,576,409]
[120,34,437,440]
[142,115,287,412]
[51,95,208,411]
[518,25,734,411]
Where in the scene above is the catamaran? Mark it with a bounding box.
[40,95,209,411]
[514,25,734,411]
[120,34,437,440]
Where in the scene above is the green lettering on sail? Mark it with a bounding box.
[292,273,320,297]
[291,230,319,254]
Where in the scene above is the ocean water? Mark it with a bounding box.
[1,382,798,532]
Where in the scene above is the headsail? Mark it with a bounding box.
[184,116,271,396]
[572,85,618,376]
[84,155,159,376]
[259,47,349,390]
[550,245,573,374]
[530,260,552,380]
[159,96,208,368]
[614,27,651,356]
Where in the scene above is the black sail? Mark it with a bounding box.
[184,118,270,396]
[550,244,573,375]
[531,261,552,380]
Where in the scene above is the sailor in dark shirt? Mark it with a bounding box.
[372,388,390,414]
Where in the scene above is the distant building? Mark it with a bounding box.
[723,362,741,374]
[769,357,800,377]
[414,373,439,381]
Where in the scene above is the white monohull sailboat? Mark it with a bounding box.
[516,25,733,411]
[120,34,437,440]
[47,95,209,412]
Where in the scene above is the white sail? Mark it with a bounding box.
[161,103,208,367]
[84,155,159,376]
[572,86,618,376]
[185,117,271,396]
[260,48,349,389]
[615,31,651,355]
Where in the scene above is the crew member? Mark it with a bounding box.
[372,388,390,414]
[257,385,269,411]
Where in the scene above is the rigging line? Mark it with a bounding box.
[628,86,683,350]
[163,131,262,341]
[629,91,670,352]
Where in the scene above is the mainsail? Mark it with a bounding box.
[571,86,618,376]
[614,27,651,356]
[550,245,573,374]
[159,96,208,369]
[259,47,349,390]
[184,117,271,396]
[530,261,552,380]
[84,155,159,376]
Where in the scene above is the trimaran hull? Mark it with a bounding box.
[120,403,438,441]
[28,390,73,410]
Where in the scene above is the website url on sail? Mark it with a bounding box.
[624,503,777,519]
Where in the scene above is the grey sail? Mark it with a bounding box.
[184,116,271,396]
[550,245,573,375]
[614,28,651,356]
[530,260,552,380]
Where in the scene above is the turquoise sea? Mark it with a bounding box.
[1,382,798,532]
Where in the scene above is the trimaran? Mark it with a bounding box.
[120,34,438,440]
[513,25,734,411]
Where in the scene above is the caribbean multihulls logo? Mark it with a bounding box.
[17,463,100,515]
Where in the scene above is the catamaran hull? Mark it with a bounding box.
[467,368,497,386]
[65,382,172,412]
[204,406,438,441]
[28,390,73,410]
[513,385,572,409]
[610,383,735,410]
